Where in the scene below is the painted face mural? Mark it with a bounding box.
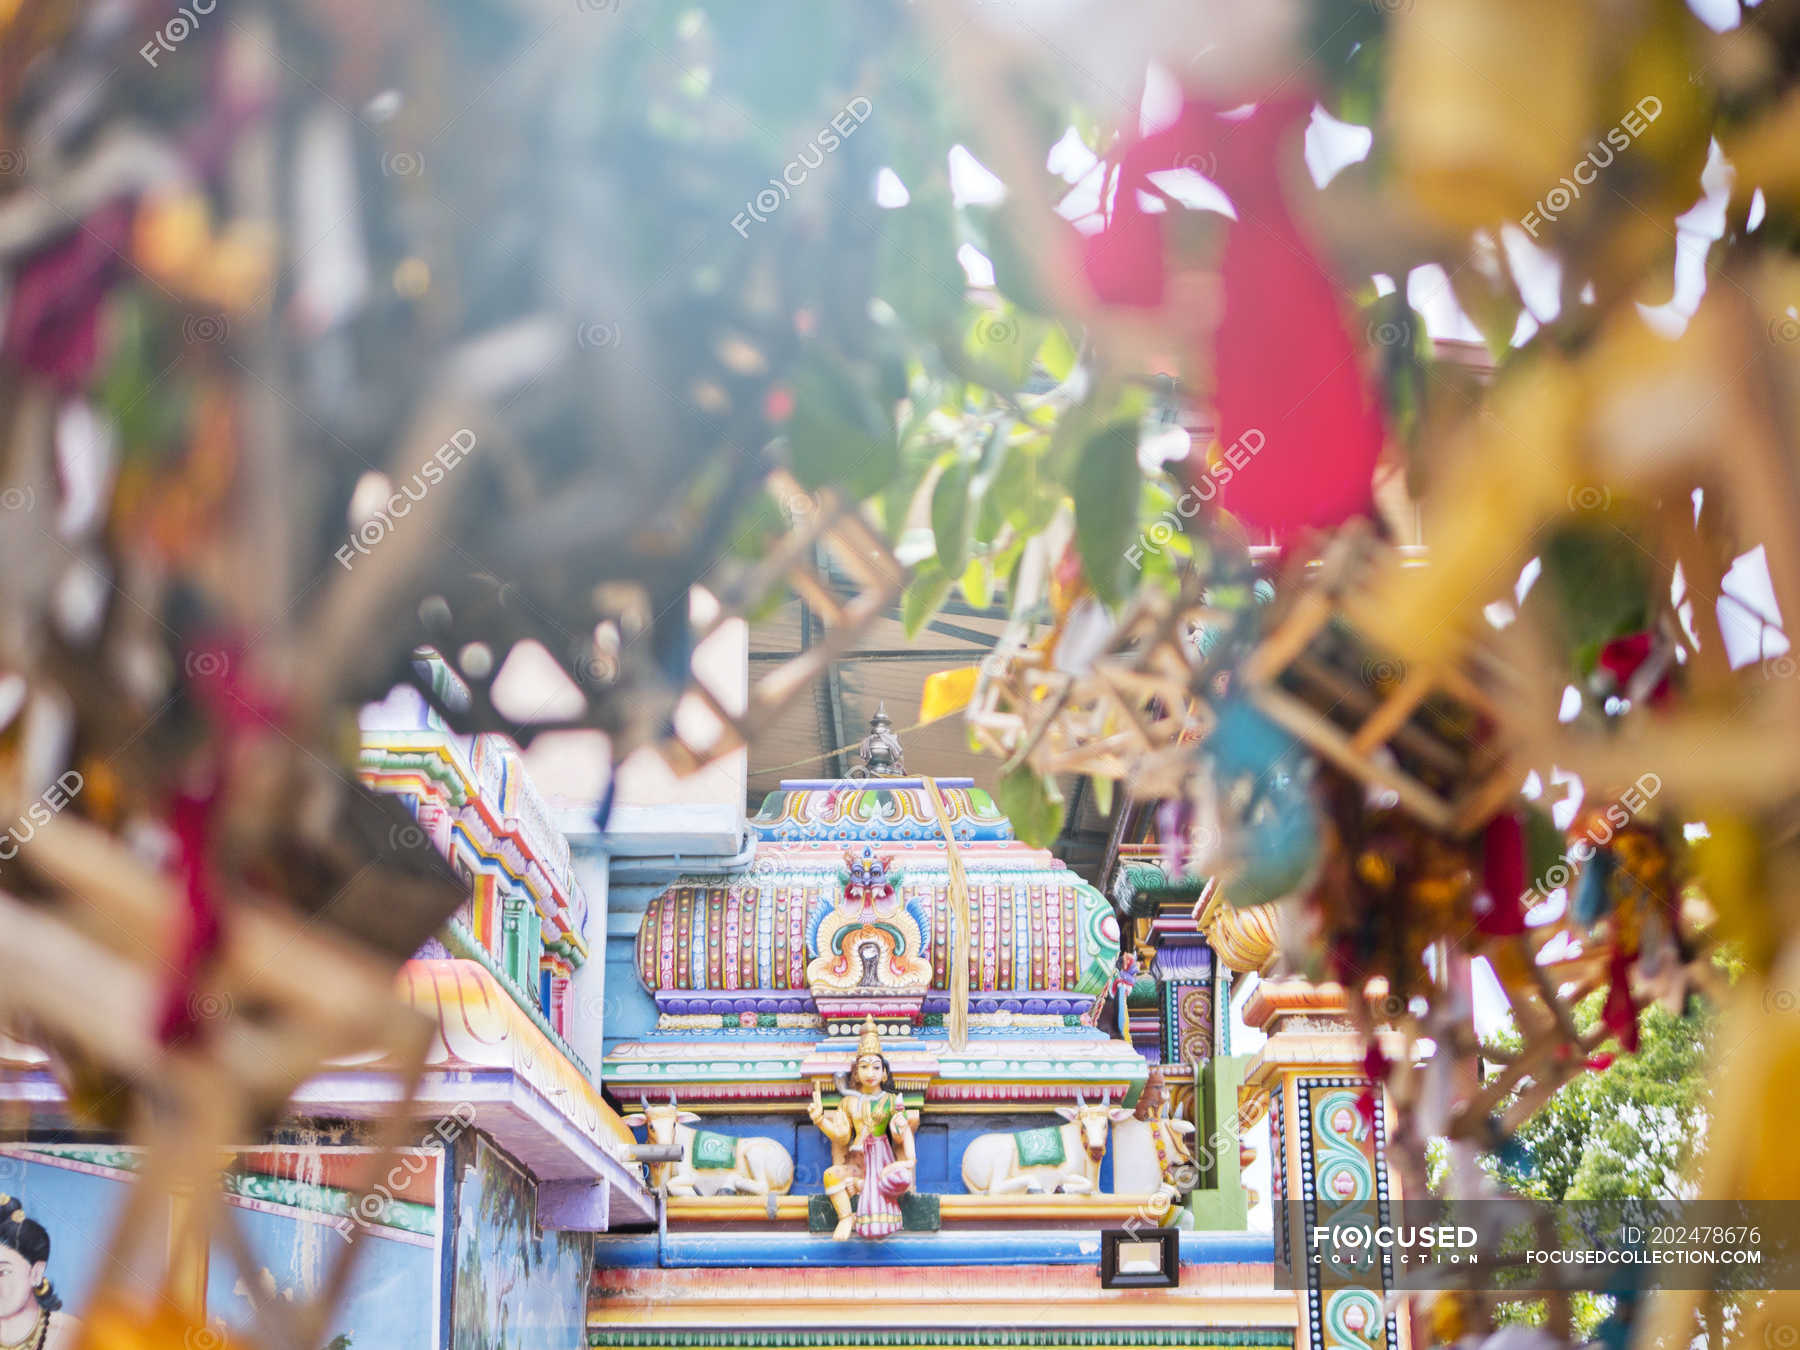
[0,1242,39,1321]
[0,1196,76,1350]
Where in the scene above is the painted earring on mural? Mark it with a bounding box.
[35,1278,49,1296]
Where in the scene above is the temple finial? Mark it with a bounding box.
[853,705,905,778]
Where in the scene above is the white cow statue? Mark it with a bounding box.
[1111,1112,1200,1204]
[622,1094,795,1198]
[960,1092,1133,1195]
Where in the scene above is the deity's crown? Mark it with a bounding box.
[856,1014,883,1058]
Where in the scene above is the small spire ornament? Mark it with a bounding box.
[853,705,905,778]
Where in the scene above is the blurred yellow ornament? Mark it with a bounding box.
[133,196,274,314]
[133,193,212,285]
[1689,809,1773,972]
[1390,0,1592,231]
[201,223,277,313]
[1609,0,1712,180]
[1724,88,1800,208]
[1428,1291,1468,1345]
[393,256,431,300]
[1361,358,1583,665]
[75,1300,247,1350]
[919,666,979,723]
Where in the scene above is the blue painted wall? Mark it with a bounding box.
[206,1201,436,1350]
[448,1133,592,1350]
[1,1150,436,1347]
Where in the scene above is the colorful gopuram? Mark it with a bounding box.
[588,720,1393,1349]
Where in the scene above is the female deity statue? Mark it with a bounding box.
[808,1017,916,1240]
[0,1196,77,1350]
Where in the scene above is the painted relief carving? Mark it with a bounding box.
[807,848,933,1035]
[959,1093,1131,1196]
[621,1095,795,1199]
[807,1018,917,1240]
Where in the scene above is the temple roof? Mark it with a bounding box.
[749,777,1013,844]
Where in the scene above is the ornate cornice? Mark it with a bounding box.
[1194,882,1279,977]
[290,959,655,1223]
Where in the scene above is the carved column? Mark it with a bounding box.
[1239,980,1410,1350]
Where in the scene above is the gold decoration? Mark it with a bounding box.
[856,1014,882,1058]
[921,777,971,1051]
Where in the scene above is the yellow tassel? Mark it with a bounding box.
[922,777,971,1052]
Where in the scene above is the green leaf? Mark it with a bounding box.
[972,203,1053,314]
[877,185,967,337]
[1072,420,1142,608]
[986,432,1060,538]
[996,764,1066,847]
[1090,775,1115,817]
[902,562,955,638]
[931,453,973,573]
[1536,523,1653,664]
[787,354,897,502]
[960,556,993,611]
[1522,806,1566,888]
[1038,324,1079,383]
[961,305,1048,392]
[972,420,1013,545]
